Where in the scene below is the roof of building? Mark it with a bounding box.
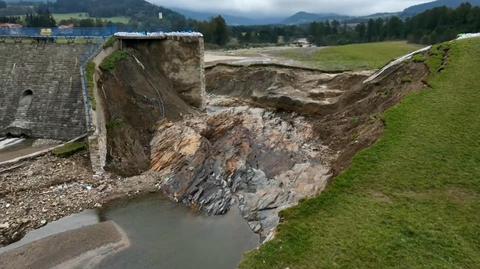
[0,23,23,29]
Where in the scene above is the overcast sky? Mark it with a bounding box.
[148,0,432,17]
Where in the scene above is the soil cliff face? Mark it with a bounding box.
[97,37,204,176]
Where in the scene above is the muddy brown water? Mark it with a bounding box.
[0,194,259,268]
[96,195,259,269]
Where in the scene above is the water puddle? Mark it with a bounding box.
[96,195,259,269]
[0,138,57,163]
[0,195,259,269]
[0,210,99,255]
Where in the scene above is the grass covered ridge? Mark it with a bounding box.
[279,41,423,71]
[53,142,87,158]
[100,51,129,72]
[240,38,480,268]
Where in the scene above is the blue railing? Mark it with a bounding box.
[0,26,131,37]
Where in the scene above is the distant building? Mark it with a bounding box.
[58,24,74,30]
[40,28,52,37]
[292,38,312,48]
[0,23,22,29]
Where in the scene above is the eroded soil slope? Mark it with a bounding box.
[151,61,429,240]
[98,47,198,176]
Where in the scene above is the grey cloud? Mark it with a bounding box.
[148,0,431,17]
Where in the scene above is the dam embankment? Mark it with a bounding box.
[0,42,98,140]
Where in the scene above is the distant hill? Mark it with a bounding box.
[4,0,46,2]
[172,8,282,25]
[49,0,187,30]
[403,0,480,15]
[282,11,351,25]
[360,12,401,20]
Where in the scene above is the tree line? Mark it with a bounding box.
[0,16,21,24]
[25,5,56,28]
[232,3,480,46]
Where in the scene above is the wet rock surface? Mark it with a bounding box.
[150,101,335,239]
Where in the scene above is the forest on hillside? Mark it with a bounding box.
[233,3,480,45]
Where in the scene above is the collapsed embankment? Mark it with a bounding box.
[0,41,432,247]
[96,39,430,239]
[150,60,429,240]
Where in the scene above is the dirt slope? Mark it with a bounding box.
[98,50,197,176]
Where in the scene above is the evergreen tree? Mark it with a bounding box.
[212,16,229,46]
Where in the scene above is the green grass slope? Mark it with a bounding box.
[279,41,423,71]
[240,38,480,268]
[52,13,130,24]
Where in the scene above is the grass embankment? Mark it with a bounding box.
[99,51,129,72]
[53,142,87,158]
[240,38,480,268]
[279,41,423,71]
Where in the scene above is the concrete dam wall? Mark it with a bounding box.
[0,43,98,140]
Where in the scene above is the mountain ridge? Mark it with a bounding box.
[403,0,480,15]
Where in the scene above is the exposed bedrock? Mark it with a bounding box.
[150,105,333,239]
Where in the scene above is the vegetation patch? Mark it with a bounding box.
[103,36,117,49]
[100,51,129,72]
[53,142,87,158]
[53,13,130,24]
[278,41,423,71]
[412,53,426,63]
[106,118,124,131]
[425,43,451,73]
[86,62,96,110]
[241,38,480,268]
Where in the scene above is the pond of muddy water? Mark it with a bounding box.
[96,195,259,269]
[0,194,259,269]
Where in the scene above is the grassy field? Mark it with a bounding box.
[240,38,480,269]
[52,13,130,24]
[278,41,423,71]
